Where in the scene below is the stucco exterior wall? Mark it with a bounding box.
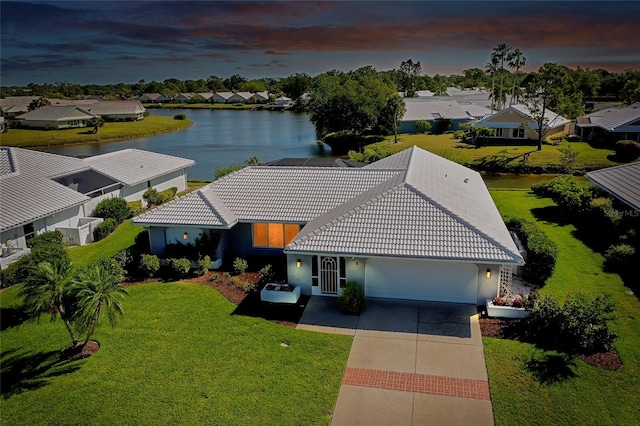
[475,263,501,305]
[347,257,366,285]
[121,182,150,202]
[150,170,188,193]
[286,254,313,295]
[148,227,167,255]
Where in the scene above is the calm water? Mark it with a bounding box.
[40,109,326,180]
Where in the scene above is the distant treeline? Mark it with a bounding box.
[1,66,638,106]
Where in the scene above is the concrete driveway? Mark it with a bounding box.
[297,298,494,426]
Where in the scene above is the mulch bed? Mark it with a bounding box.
[479,316,622,371]
[61,340,100,361]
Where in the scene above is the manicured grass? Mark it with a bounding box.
[370,134,619,171]
[487,190,640,425]
[0,116,192,148]
[1,283,352,425]
[68,220,144,268]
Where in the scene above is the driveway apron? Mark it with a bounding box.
[297,298,494,426]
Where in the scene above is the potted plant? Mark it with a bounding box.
[486,295,529,319]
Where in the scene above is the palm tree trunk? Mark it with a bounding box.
[510,72,518,105]
[64,319,77,345]
[81,310,101,349]
[490,74,495,112]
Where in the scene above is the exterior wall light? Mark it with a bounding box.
[183,232,189,240]
[296,259,301,268]
[486,269,491,279]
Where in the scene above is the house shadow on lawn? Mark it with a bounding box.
[1,348,82,399]
[0,306,34,331]
[231,291,311,328]
[525,352,577,385]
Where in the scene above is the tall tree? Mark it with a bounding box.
[508,48,526,105]
[525,63,568,151]
[492,43,512,110]
[206,75,225,92]
[485,57,499,112]
[72,265,128,348]
[27,96,50,111]
[223,74,247,92]
[280,73,311,100]
[20,260,77,345]
[397,59,422,97]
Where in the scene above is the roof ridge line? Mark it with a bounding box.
[404,183,521,261]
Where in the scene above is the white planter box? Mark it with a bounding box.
[261,284,301,304]
[486,299,529,319]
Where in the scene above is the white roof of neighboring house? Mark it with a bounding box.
[83,149,194,186]
[253,91,269,100]
[140,93,162,100]
[214,92,234,99]
[197,92,214,99]
[133,147,523,264]
[475,104,570,129]
[86,100,145,116]
[16,106,96,121]
[586,162,640,212]
[232,92,254,100]
[578,103,640,131]
[402,100,487,121]
[0,147,194,232]
[276,96,292,101]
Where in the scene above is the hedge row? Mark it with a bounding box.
[506,218,559,286]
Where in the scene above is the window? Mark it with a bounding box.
[512,128,525,138]
[23,223,35,244]
[495,128,503,138]
[252,223,300,248]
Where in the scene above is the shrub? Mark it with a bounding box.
[92,197,132,224]
[159,187,177,202]
[139,254,160,278]
[233,257,248,274]
[544,176,596,216]
[348,145,391,164]
[128,200,144,216]
[558,144,579,173]
[173,113,187,120]
[77,258,125,282]
[433,117,453,134]
[604,243,636,272]
[215,163,244,179]
[415,120,432,134]
[258,264,274,283]
[93,218,118,241]
[524,293,617,354]
[166,257,191,279]
[337,281,367,315]
[197,255,211,276]
[614,140,640,161]
[27,230,65,248]
[142,188,164,207]
[452,130,465,140]
[530,181,551,197]
[506,218,559,286]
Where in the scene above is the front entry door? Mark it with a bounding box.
[320,256,339,294]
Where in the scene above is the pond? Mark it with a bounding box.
[40,109,326,181]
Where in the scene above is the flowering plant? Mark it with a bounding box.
[491,295,524,308]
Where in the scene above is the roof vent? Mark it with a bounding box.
[464,178,469,183]
[140,164,144,168]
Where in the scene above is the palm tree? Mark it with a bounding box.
[485,57,499,112]
[20,260,77,345]
[72,265,128,348]
[492,43,512,110]
[508,49,526,105]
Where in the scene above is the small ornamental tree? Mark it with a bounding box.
[415,120,432,134]
[92,197,132,224]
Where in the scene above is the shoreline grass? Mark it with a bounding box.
[0,116,192,149]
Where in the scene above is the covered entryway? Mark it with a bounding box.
[365,258,478,304]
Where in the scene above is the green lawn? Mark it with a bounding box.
[0,116,192,148]
[0,282,352,425]
[68,220,144,268]
[487,190,640,425]
[370,134,619,171]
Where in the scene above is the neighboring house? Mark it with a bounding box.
[133,146,524,306]
[87,101,146,121]
[576,103,640,142]
[252,92,270,103]
[473,104,571,140]
[0,148,194,268]
[400,100,490,133]
[0,117,5,133]
[173,93,193,103]
[276,96,293,107]
[197,92,215,102]
[586,162,640,213]
[16,106,97,130]
[227,92,253,103]
[213,92,234,103]
[1,97,42,118]
[139,93,172,103]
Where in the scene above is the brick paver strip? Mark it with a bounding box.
[343,368,490,400]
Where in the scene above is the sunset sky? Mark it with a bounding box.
[2,1,639,86]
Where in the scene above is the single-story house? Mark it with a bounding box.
[0,147,194,269]
[252,92,270,103]
[139,93,173,103]
[133,146,524,306]
[16,106,97,130]
[86,100,145,121]
[276,96,293,107]
[197,92,215,102]
[576,103,640,142]
[399,100,490,133]
[473,104,571,140]
[173,93,194,103]
[228,92,253,103]
[586,162,640,213]
[212,92,234,103]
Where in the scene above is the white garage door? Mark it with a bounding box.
[365,258,478,304]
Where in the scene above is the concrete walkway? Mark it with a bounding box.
[297,298,494,426]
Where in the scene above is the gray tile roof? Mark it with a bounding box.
[0,147,193,231]
[287,147,522,263]
[83,149,194,186]
[586,162,640,212]
[579,103,640,131]
[134,168,402,226]
[402,100,480,121]
[86,101,145,115]
[16,106,96,121]
[134,146,523,264]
